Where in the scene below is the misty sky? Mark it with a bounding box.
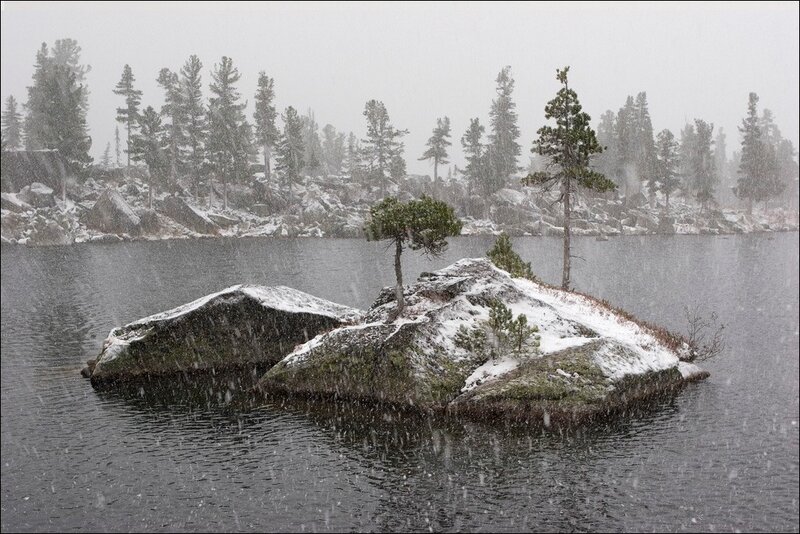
[1,1,798,176]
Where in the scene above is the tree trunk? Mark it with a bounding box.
[264,144,270,182]
[433,158,439,198]
[562,178,571,290]
[126,120,130,168]
[746,196,753,216]
[392,239,404,321]
[148,178,153,210]
[223,178,228,211]
[665,192,670,213]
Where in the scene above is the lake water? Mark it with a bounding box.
[2,234,798,532]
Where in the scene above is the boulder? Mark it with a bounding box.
[84,188,141,235]
[90,285,361,387]
[135,208,161,234]
[1,193,33,213]
[18,182,56,208]
[159,195,219,235]
[208,213,239,228]
[29,218,72,246]
[259,258,704,424]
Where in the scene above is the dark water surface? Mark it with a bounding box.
[2,234,798,532]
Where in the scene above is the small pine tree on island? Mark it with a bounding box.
[365,196,462,322]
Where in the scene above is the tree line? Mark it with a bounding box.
[1,38,797,215]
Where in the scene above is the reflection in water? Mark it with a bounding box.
[1,234,798,532]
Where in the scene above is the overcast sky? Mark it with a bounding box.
[2,1,798,175]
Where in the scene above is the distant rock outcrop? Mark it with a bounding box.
[84,188,141,235]
[18,182,56,208]
[159,195,220,235]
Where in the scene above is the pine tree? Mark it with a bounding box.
[365,196,462,321]
[100,142,112,169]
[321,124,346,176]
[655,129,680,212]
[157,67,186,185]
[114,125,121,168]
[51,38,90,111]
[775,140,798,208]
[130,106,168,209]
[633,92,657,206]
[207,56,254,211]
[345,132,364,181]
[690,119,717,212]
[253,71,278,182]
[487,66,521,192]
[614,95,637,199]
[593,110,617,185]
[24,43,52,150]
[361,100,407,197]
[522,67,615,290]
[301,109,323,177]
[419,116,451,194]
[714,127,728,195]
[113,64,143,167]
[276,106,304,202]
[27,64,93,182]
[180,55,207,195]
[737,92,766,214]
[1,95,23,150]
[678,122,697,199]
[461,118,486,198]
[759,108,782,149]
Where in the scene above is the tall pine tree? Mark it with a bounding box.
[690,119,717,212]
[253,72,278,182]
[113,64,143,167]
[419,116,451,193]
[276,106,305,202]
[522,67,615,289]
[207,56,254,211]
[614,95,637,200]
[180,55,207,195]
[736,92,766,214]
[633,92,657,206]
[461,118,486,197]
[655,129,680,212]
[130,106,168,209]
[488,66,521,192]
[361,100,407,197]
[27,64,93,182]
[2,95,23,150]
[301,109,323,177]
[157,67,186,184]
[321,124,346,176]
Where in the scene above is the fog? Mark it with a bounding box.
[1,1,798,174]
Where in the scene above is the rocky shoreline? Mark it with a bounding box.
[2,172,797,246]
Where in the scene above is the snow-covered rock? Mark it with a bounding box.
[158,195,220,235]
[89,285,361,387]
[259,258,706,424]
[1,193,33,213]
[84,188,142,236]
[18,182,56,208]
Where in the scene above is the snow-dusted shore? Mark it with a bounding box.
[2,171,797,246]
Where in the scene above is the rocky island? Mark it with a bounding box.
[84,257,708,426]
